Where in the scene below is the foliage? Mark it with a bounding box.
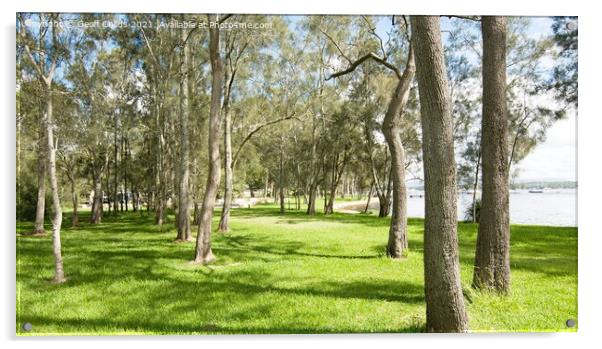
[545,17,578,107]
[16,179,49,221]
[463,198,481,223]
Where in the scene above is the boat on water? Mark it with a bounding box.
[529,189,545,194]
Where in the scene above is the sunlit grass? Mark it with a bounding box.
[16,205,577,334]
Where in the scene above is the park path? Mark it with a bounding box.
[333,199,378,214]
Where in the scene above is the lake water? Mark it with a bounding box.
[404,189,577,227]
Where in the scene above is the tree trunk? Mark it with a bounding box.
[377,171,393,218]
[218,105,233,231]
[33,138,46,234]
[377,194,391,217]
[363,182,373,214]
[113,113,119,215]
[472,150,481,223]
[194,14,224,264]
[106,160,111,215]
[120,132,125,212]
[325,156,337,215]
[263,169,269,198]
[279,143,285,214]
[473,16,511,294]
[306,184,317,215]
[382,46,415,259]
[125,137,130,212]
[192,201,199,225]
[155,93,166,225]
[70,177,78,227]
[91,171,103,224]
[412,15,468,332]
[177,28,192,241]
[45,88,65,283]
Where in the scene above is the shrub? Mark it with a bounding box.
[16,179,49,221]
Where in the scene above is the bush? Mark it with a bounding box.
[16,179,49,221]
[464,198,481,223]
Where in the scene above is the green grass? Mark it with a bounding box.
[16,205,577,335]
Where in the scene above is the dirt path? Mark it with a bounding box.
[333,199,379,214]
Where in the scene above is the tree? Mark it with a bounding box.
[217,19,251,232]
[194,14,229,264]
[18,13,67,283]
[68,43,126,225]
[325,16,415,258]
[134,14,182,226]
[473,16,511,294]
[411,15,468,332]
[176,22,193,241]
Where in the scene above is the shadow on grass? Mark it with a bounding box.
[16,209,577,334]
[21,314,425,334]
[221,233,380,260]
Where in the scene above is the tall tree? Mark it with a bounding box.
[18,13,66,283]
[194,14,228,264]
[473,16,511,293]
[176,24,193,241]
[326,16,415,258]
[217,22,250,232]
[412,15,468,332]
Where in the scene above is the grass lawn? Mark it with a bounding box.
[16,204,578,334]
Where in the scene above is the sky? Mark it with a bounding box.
[514,112,576,182]
[509,17,577,182]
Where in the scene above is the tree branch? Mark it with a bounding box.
[219,14,233,24]
[232,114,298,168]
[444,15,482,22]
[326,52,402,81]
[320,29,352,65]
[361,16,387,59]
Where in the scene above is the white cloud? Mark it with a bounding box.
[514,112,577,181]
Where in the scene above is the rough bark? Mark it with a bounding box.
[412,15,468,332]
[194,14,224,264]
[177,28,192,241]
[473,16,511,294]
[383,45,415,259]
